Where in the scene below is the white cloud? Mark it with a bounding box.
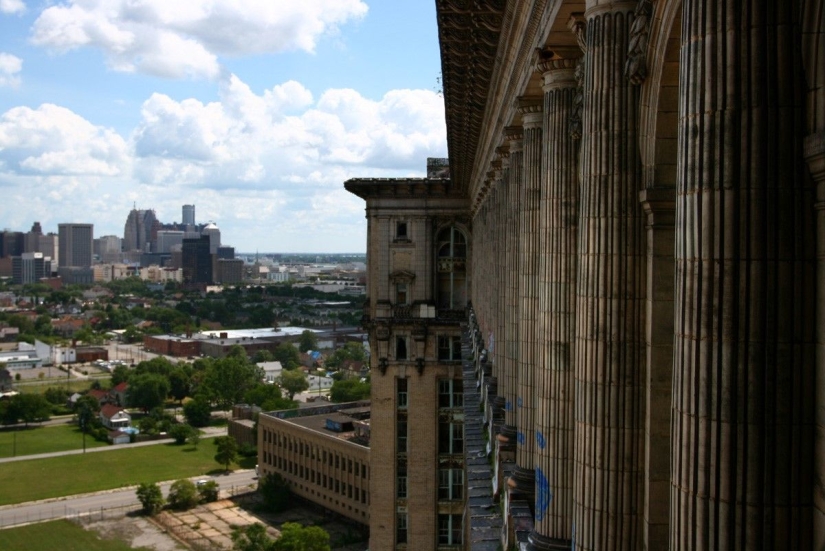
[0,0,25,15]
[0,76,446,251]
[0,104,129,175]
[30,0,368,79]
[0,52,22,87]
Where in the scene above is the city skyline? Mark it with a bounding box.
[0,0,446,253]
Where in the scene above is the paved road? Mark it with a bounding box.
[0,469,257,529]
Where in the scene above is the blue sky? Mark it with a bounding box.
[0,0,447,252]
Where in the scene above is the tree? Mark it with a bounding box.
[252,350,274,363]
[127,373,170,411]
[167,479,199,510]
[169,423,195,444]
[278,370,308,400]
[198,480,219,503]
[298,330,318,353]
[233,523,276,551]
[324,342,366,370]
[136,482,164,515]
[75,394,99,435]
[187,430,201,448]
[110,365,130,387]
[8,394,52,426]
[258,473,291,513]
[329,378,371,403]
[43,386,69,406]
[244,383,295,411]
[183,395,212,427]
[272,342,300,370]
[214,435,239,472]
[168,367,192,404]
[203,356,263,411]
[271,522,330,551]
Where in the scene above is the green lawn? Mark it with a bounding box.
[0,424,108,458]
[0,519,154,551]
[0,441,248,506]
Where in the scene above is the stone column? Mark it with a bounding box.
[513,98,543,499]
[529,57,579,551]
[801,0,825,545]
[501,127,523,442]
[573,2,646,550]
[671,1,815,548]
[495,147,510,389]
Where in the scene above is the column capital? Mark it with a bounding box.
[639,188,675,227]
[585,0,637,19]
[517,96,543,128]
[567,13,587,53]
[504,125,524,150]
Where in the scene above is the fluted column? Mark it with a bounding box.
[573,2,646,550]
[512,99,543,498]
[501,128,523,440]
[801,0,825,545]
[671,1,815,548]
[529,58,579,551]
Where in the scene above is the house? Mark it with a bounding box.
[87,388,110,406]
[99,404,131,430]
[110,382,129,406]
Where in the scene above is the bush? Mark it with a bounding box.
[258,472,290,513]
[169,423,195,445]
[238,442,257,457]
[198,480,219,503]
[136,482,164,515]
[167,479,199,510]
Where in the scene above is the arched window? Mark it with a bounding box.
[436,227,467,310]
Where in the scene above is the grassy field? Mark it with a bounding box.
[0,519,153,551]
[0,441,252,506]
[0,423,108,458]
[17,380,104,395]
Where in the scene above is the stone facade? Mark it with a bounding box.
[257,402,371,526]
[375,0,825,550]
[345,176,469,550]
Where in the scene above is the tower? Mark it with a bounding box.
[182,204,195,226]
[345,163,468,550]
[57,223,93,268]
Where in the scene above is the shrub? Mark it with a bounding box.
[258,472,290,513]
[167,479,199,511]
[198,480,219,503]
[169,423,194,445]
[136,482,164,515]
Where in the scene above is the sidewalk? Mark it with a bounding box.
[0,426,227,464]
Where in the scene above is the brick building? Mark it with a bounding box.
[258,402,371,527]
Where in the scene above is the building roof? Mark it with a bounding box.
[112,382,129,393]
[100,404,128,419]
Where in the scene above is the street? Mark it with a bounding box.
[0,469,257,529]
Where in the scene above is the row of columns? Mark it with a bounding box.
[468,0,818,549]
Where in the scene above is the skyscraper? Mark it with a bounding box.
[182,204,195,226]
[57,223,93,268]
[181,235,212,285]
[123,208,157,252]
[58,223,93,284]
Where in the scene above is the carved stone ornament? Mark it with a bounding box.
[569,59,585,141]
[389,270,416,284]
[625,0,653,85]
[567,13,587,54]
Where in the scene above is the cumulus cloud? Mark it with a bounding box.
[30,0,368,79]
[130,75,446,193]
[0,0,25,14]
[0,52,22,87]
[0,104,129,175]
[0,75,446,250]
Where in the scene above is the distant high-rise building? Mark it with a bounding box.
[37,233,59,267]
[0,231,24,258]
[156,230,184,254]
[96,235,122,263]
[12,252,48,284]
[24,222,43,253]
[202,223,221,254]
[123,208,158,252]
[182,204,195,226]
[58,223,93,284]
[57,223,93,268]
[216,246,235,260]
[181,235,212,285]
